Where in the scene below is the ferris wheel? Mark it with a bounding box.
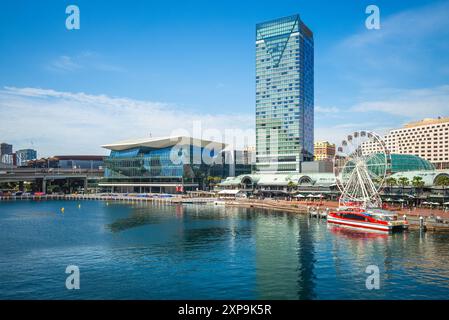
[333,131,391,209]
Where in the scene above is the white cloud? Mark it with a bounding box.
[351,85,449,118]
[315,106,340,113]
[315,85,449,144]
[50,56,81,72]
[48,52,125,73]
[0,87,254,157]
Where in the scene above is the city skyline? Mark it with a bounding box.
[1,0,449,156]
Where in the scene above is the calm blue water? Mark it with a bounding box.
[1,200,449,299]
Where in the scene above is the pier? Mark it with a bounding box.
[0,193,216,205]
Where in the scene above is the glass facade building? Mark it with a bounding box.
[367,153,435,176]
[255,14,314,173]
[100,137,252,193]
[15,149,37,167]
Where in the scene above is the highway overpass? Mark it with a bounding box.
[0,167,103,192]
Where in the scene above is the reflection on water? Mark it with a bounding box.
[297,217,316,300]
[1,200,449,299]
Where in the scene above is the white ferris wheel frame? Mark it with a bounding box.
[333,130,391,209]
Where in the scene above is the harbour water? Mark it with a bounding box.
[1,200,449,299]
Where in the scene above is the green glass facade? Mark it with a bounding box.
[255,15,314,173]
[340,153,436,183]
[368,153,435,175]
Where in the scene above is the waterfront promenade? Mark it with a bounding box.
[2,193,449,231]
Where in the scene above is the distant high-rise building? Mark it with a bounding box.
[255,14,314,173]
[1,153,16,166]
[16,149,37,166]
[361,117,449,169]
[314,141,335,161]
[0,143,13,159]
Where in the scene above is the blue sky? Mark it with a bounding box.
[1,0,449,155]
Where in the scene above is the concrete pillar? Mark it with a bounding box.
[42,179,47,193]
[84,178,88,194]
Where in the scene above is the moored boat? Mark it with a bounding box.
[327,206,408,232]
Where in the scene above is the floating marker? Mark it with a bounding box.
[61,207,65,213]
[78,204,81,208]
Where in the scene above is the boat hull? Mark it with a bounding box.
[327,216,407,232]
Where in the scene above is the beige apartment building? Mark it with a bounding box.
[314,141,336,161]
[362,117,449,169]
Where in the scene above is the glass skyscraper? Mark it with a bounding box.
[255,14,314,173]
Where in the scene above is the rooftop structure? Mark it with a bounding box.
[25,155,104,169]
[404,117,449,128]
[102,136,224,151]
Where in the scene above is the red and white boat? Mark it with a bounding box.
[330,130,410,233]
[327,206,408,232]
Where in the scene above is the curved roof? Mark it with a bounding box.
[219,173,336,187]
[257,174,292,186]
[102,136,226,151]
[390,154,435,172]
[367,153,435,175]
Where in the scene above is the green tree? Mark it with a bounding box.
[385,177,397,194]
[411,176,425,197]
[434,175,449,203]
[398,177,410,196]
[287,180,298,192]
[373,177,383,186]
[206,176,222,190]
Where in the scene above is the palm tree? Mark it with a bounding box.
[398,177,410,197]
[287,180,298,192]
[385,177,397,194]
[411,176,425,198]
[372,177,383,187]
[435,175,449,203]
[206,176,222,190]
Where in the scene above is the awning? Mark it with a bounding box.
[218,189,242,195]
